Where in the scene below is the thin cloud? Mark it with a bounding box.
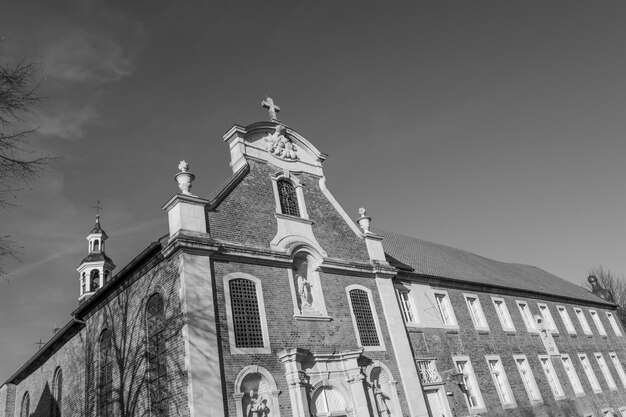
[38,102,99,140]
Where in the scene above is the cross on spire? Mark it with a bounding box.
[262,97,280,121]
[35,339,45,350]
[93,200,102,216]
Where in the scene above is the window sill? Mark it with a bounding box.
[275,213,312,224]
[294,314,332,322]
[446,328,460,335]
[229,346,272,355]
[360,345,386,352]
[476,329,490,335]
[569,333,578,338]
[502,403,517,410]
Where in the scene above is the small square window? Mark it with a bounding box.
[492,297,515,331]
[464,294,489,331]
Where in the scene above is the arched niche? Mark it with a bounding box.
[287,248,329,319]
[365,362,401,417]
[310,383,351,417]
[233,365,280,417]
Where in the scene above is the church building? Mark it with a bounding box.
[1,99,625,417]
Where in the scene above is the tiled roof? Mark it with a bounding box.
[374,228,612,306]
[79,252,114,265]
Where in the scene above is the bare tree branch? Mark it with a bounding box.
[586,265,626,327]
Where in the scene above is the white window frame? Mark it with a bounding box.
[589,310,607,336]
[492,297,515,332]
[595,352,617,391]
[606,312,623,337]
[609,352,626,389]
[223,272,271,354]
[485,355,516,408]
[396,286,419,326]
[513,355,543,405]
[556,305,576,335]
[270,173,309,219]
[346,285,386,352]
[516,300,538,333]
[578,353,602,393]
[434,290,458,328]
[464,293,489,331]
[537,303,558,334]
[574,307,593,335]
[561,354,585,396]
[453,356,486,414]
[538,355,565,400]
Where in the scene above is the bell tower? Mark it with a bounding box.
[77,209,115,301]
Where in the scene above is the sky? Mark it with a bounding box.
[2,0,626,380]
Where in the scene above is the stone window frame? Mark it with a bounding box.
[485,355,516,409]
[538,355,566,401]
[606,312,623,337]
[594,352,618,391]
[573,307,593,335]
[433,290,458,329]
[145,292,169,416]
[556,305,577,335]
[516,300,538,333]
[463,293,489,332]
[537,303,558,334]
[589,310,608,337]
[578,353,602,393]
[452,355,486,415]
[346,284,386,352]
[20,392,29,417]
[492,297,515,332]
[287,249,330,321]
[270,171,309,220]
[560,354,585,397]
[52,367,62,417]
[395,283,419,326]
[223,272,271,355]
[233,365,281,417]
[513,354,543,405]
[609,352,626,389]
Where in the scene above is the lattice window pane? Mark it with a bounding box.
[349,289,380,346]
[146,294,168,417]
[230,279,264,348]
[277,179,300,217]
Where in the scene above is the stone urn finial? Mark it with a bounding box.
[175,160,195,195]
[357,207,372,233]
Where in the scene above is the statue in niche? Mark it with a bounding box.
[371,367,393,417]
[373,382,391,416]
[294,257,315,314]
[264,125,298,161]
[245,389,269,417]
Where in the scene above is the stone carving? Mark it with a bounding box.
[373,383,391,416]
[178,160,189,173]
[245,389,269,417]
[357,207,371,233]
[261,97,281,121]
[175,160,195,195]
[265,125,298,161]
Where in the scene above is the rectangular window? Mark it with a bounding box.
[514,355,542,404]
[397,288,417,324]
[517,301,538,332]
[538,304,558,333]
[492,297,515,331]
[434,291,457,326]
[539,355,565,400]
[606,312,623,337]
[561,354,585,396]
[595,352,617,390]
[579,353,602,393]
[486,355,516,408]
[589,310,607,336]
[464,294,489,331]
[557,306,576,334]
[574,308,593,335]
[609,352,626,389]
[453,356,485,413]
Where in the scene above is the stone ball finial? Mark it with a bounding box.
[588,275,598,284]
[175,160,195,195]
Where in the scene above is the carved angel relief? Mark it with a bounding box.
[264,125,298,161]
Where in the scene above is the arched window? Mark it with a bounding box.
[277,179,300,217]
[20,392,29,417]
[81,272,86,295]
[347,287,383,349]
[99,329,114,416]
[93,240,99,251]
[90,270,100,291]
[52,368,62,417]
[146,294,168,416]
[229,279,264,348]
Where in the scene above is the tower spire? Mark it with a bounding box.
[77,206,115,302]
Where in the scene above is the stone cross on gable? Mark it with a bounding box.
[262,97,280,121]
